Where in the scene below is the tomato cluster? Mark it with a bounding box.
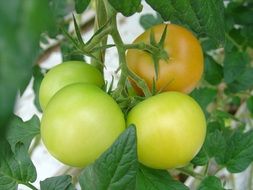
[40,61,125,167]
[40,24,206,169]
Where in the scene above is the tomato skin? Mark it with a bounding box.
[127,92,206,169]
[39,61,104,110]
[126,24,204,94]
[41,84,125,167]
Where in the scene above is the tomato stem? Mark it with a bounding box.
[225,32,243,52]
[106,5,128,94]
[29,135,41,157]
[90,0,108,73]
[19,182,38,190]
[123,42,160,53]
[110,17,152,97]
[85,0,157,97]
[204,161,210,176]
[177,167,204,180]
[126,69,152,97]
[123,42,169,62]
[83,26,112,52]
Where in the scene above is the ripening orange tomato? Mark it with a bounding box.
[126,24,204,94]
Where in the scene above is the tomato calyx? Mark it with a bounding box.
[146,25,169,80]
[125,25,169,95]
[149,25,169,57]
[62,15,113,72]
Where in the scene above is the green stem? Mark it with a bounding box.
[84,26,112,52]
[124,42,169,62]
[94,0,107,33]
[90,0,108,72]
[29,135,41,157]
[20,182,38,190]
[126,69,152,97]
[109,10,128,93]
[107,10,152,97]
[101,0,152,97]
[225,33,243,51]
[247,165,253,190]
[110,17,152,97]
[204,161,210,176]
[123,42,160,53]
[177,168,204,180]
[90,44,116,53]
[103,0,115,18]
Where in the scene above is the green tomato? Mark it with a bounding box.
[127,92,206,169]
[39,61,104,110]
[41,83,125,167]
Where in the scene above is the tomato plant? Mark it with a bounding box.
[41,83,125,167]
[39,61,104,110]
[126,24,204,94]
[127,92,206,169]
[1,0,253,190]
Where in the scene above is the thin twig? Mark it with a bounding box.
[177,168,204,180]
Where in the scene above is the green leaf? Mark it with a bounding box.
[40,175,76,190]
[191,148,208,166]
[192,122,226,166]
[0,0,54,128]
[145,0,225,46]
[226,68,253,93]
[241,25,253,48]
[49,0,74,19]
[223,51,249,84]
[197,176,224,190]
[229,96,241,107]
[205,130,226,159]
[201,38,217,51]
[190,87,217,114]
[108,0,141,17]
[204,56,223,85]
[5,115,40,152]
[218,130,253,173]
[215,110,238,121]
[47,0,74,37]
[0,140,37,190]
[247,96,253,114]
[228,28,247,49]
[226,2,253,26]
[79,125,138,190]
[136,164,189,190]
[75,0,90,14]
[33,66,44,112]
[139,13,163,30]
[49,0,74,28]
